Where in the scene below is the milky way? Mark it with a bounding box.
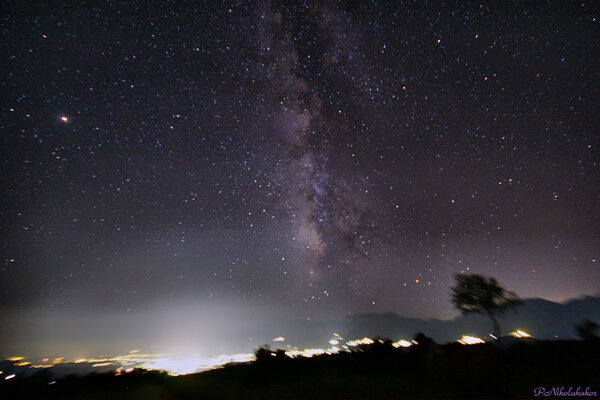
[258,5,378,282]
[1,1,599,357]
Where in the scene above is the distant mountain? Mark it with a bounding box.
[2,296,598,379]
[266,295,600,348]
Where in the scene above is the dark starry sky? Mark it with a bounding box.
[1,1,599,355]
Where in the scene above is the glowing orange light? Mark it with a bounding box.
[92,362,112,368]
[511,329,532,338]
[458,335,485,345]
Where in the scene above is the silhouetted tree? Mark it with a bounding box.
[451,274,521,338]
[575,319,599,341]
[413,332,434,346]
[254,345,273,364]
[274,349,288,361]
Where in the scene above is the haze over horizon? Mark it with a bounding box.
[1,1,598,360]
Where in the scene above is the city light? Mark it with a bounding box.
[346,337,374,347]
[458,335,485,345]
[511,329,532,338]
[285,348,326,358]
[392,340,413,348]
[92,362,113,368]
[141,353,255,375]
[2,331,529,378]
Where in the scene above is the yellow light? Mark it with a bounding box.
[142,353,254,376]
[272,336,285,342]
[92,363,112,368]
[392,340,413,348]
[511,329,532,338]
[74,359,88,364]
[346,337,375,347]
[458,335,485,345]
[284,348,326,358]
[7,357,25,362]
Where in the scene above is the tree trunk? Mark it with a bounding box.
[488,312,501,338]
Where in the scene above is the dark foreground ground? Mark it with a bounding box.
[1,339,598,399]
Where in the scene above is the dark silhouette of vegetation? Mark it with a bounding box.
[254,345,273,364]
[412,332,434,347]
[575,318,599,341]
[451,273,521,338]
[411,332,437,375]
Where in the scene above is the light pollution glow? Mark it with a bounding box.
[3,330,532,376]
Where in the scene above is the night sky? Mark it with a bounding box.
[1,1,599,358]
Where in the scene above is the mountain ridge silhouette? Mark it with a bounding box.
[269,295,600,348]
